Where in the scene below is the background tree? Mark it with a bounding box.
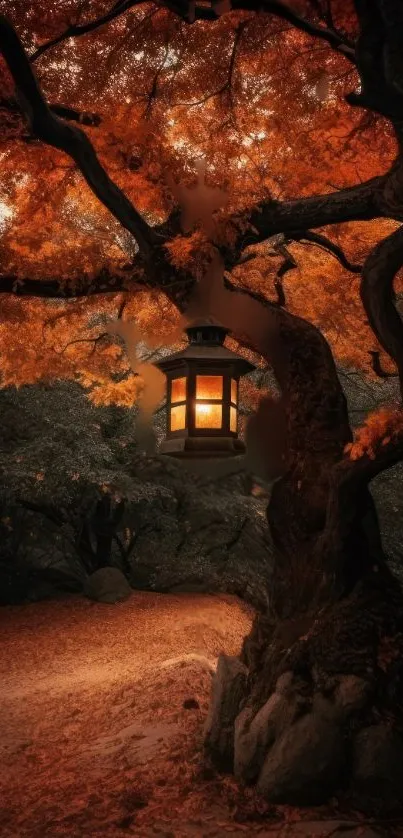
[2,0,403,810]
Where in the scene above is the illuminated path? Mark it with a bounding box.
[0,593,389,837]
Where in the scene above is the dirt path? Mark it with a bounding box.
[0,593,399,838]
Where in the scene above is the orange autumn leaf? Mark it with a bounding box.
[344,407,403,461]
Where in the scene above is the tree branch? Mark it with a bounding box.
[0,97,101,127]
[48,103,102,126]
[369,349,398,379]
[0,15,158,259]
[58,332,112,355]
[0,270,136,298]
[227,176,387,264]
[174,19,246,108]
[292,230,363,273]
[348,0,403,128]
[30,0,147,63]
[166,2,356,62]
[341,435,403,487]
[361,225,403,397]
[240,229,363,276]
[315,431,403,598]
[239,1,356,62]
[251,178,386,236]
[29,0,356,66]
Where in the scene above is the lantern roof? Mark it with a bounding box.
[156,316,256,375]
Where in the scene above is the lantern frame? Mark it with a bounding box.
[156,319,255,458]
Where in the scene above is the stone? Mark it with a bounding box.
[234,694,282,783]
[234,673,315,784]
[275,670,294,694]
[334,674,372,716]
[83,567,132,604]
[256,712,345,805]
[352,724,403,809]
[204,654,248,771]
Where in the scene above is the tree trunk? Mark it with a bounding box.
[203,287,403,815]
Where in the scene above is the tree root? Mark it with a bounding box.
[205,571,403,814]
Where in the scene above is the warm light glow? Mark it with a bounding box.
[170,404,186,431]
[195,403,222,429]
[171,376,186,403]
[196,375,223,400]
[231,379,238,405]
[230,406,237,432]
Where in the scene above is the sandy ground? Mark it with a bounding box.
[0,592,401,838]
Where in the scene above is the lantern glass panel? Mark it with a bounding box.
[196,375,223,400]
[170,404,186,431]
[195,403,222,429]
[231,379,238,405]
[230,406,237,433]
[171,376,186,403]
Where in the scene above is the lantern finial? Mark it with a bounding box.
[184,317,229,347]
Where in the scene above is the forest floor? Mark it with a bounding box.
[0,591,401,838]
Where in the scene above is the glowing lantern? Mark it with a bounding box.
[156,318,255,458]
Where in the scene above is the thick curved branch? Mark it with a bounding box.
[239,1,356,62]
[225,176,387,268]
[167,1,356,62]
[0,270,138,298]
[27,0,357,66]
[240,229,363,276]
[250,177,385,240]
[28,0,356,65]
[0,15,157,259]
[361,225,403,396]
[318,432,403,591]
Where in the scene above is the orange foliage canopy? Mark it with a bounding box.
[0,0,401,414]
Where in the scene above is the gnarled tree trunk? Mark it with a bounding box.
[204,293,403,814]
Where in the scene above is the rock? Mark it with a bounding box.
[234,672,315,786]
[234,694,283,783]
[204,654,248,771]
[334,674,372,716]
[275,671,294,694]
[83,567,132,603]
[352,724,403,809]
[256,710,345,805]
[234,667,348,804]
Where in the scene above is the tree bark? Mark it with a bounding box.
[204,284,403,814]
[361,224,403,397]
